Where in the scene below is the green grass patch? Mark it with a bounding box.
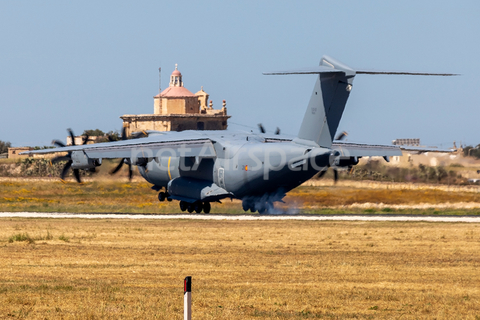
[8,233,35,244]
[58,234,70,242]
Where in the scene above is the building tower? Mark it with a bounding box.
[121,64,230,136]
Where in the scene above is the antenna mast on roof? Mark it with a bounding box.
[158,67,162,94]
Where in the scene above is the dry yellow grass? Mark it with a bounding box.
[0,218,479,319]
[0,179,196,214]
[288,186,480,206]
[2,179,480,214]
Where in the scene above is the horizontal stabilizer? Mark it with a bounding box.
[264,68,458,77]
[356,70,459,76]
[263,66,344,75]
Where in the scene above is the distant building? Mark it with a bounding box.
[387,138,457,167]
[392,138,420,146]
[121,65,230,136]
[7,147,67,159]
[8,147,33,159]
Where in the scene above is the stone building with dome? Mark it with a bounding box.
[120,65,230,136]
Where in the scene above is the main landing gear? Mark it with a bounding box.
[242,199,273,214]
[179,201,211,214]
[157,190,210,213]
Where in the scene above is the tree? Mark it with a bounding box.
[463,145,480,159]
[83,129,105,137]
[105,130,121,141]
[0,140,11,154]
[436,166,448,182]
[81,129,123,143]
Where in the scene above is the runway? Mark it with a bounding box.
[1,212,480,223]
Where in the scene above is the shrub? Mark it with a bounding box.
[58,234,70,242]
[8,233,35,244]
[449,163,464,168]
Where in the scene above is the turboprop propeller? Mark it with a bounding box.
[317,131,349,183]
[109,127,132,180]
[109,128,148,180]
[50,128,90,183]
[258,123,280,135]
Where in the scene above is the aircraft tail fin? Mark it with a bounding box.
[264,56,457,148]
[265,56,356,147]
[281,55,356,148]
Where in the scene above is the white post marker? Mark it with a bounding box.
[184,276,192,320]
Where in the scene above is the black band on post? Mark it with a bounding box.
[184,276,192,293]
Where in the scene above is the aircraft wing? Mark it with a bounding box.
[331,141,402,157]
[265,138,402,157]
[397,146,454,154]
[20,135,217,159]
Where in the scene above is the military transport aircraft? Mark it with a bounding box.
[22,56,456,213]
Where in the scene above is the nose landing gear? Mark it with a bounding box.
[158,191,172,202]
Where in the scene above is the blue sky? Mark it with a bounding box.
[1,1,479,148]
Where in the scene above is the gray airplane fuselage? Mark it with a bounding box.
[136,130,331,202]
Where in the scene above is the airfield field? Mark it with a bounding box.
[1,178,480,318]
[0,218,479,319]
[2,178,480,214]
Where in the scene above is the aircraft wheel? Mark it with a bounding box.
[187,203,194,213]
[256,202,266,214]
[158,192,166,202]
[180,201,187,212]
[203,202,211,214]
[242,200,251,212]
[194,201,203,214]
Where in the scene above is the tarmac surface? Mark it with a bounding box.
[1,212,480,223]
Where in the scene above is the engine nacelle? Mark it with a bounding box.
[71,151,101,169]
[333,156,360,168]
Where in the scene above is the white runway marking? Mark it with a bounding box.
[0,212,479,223]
